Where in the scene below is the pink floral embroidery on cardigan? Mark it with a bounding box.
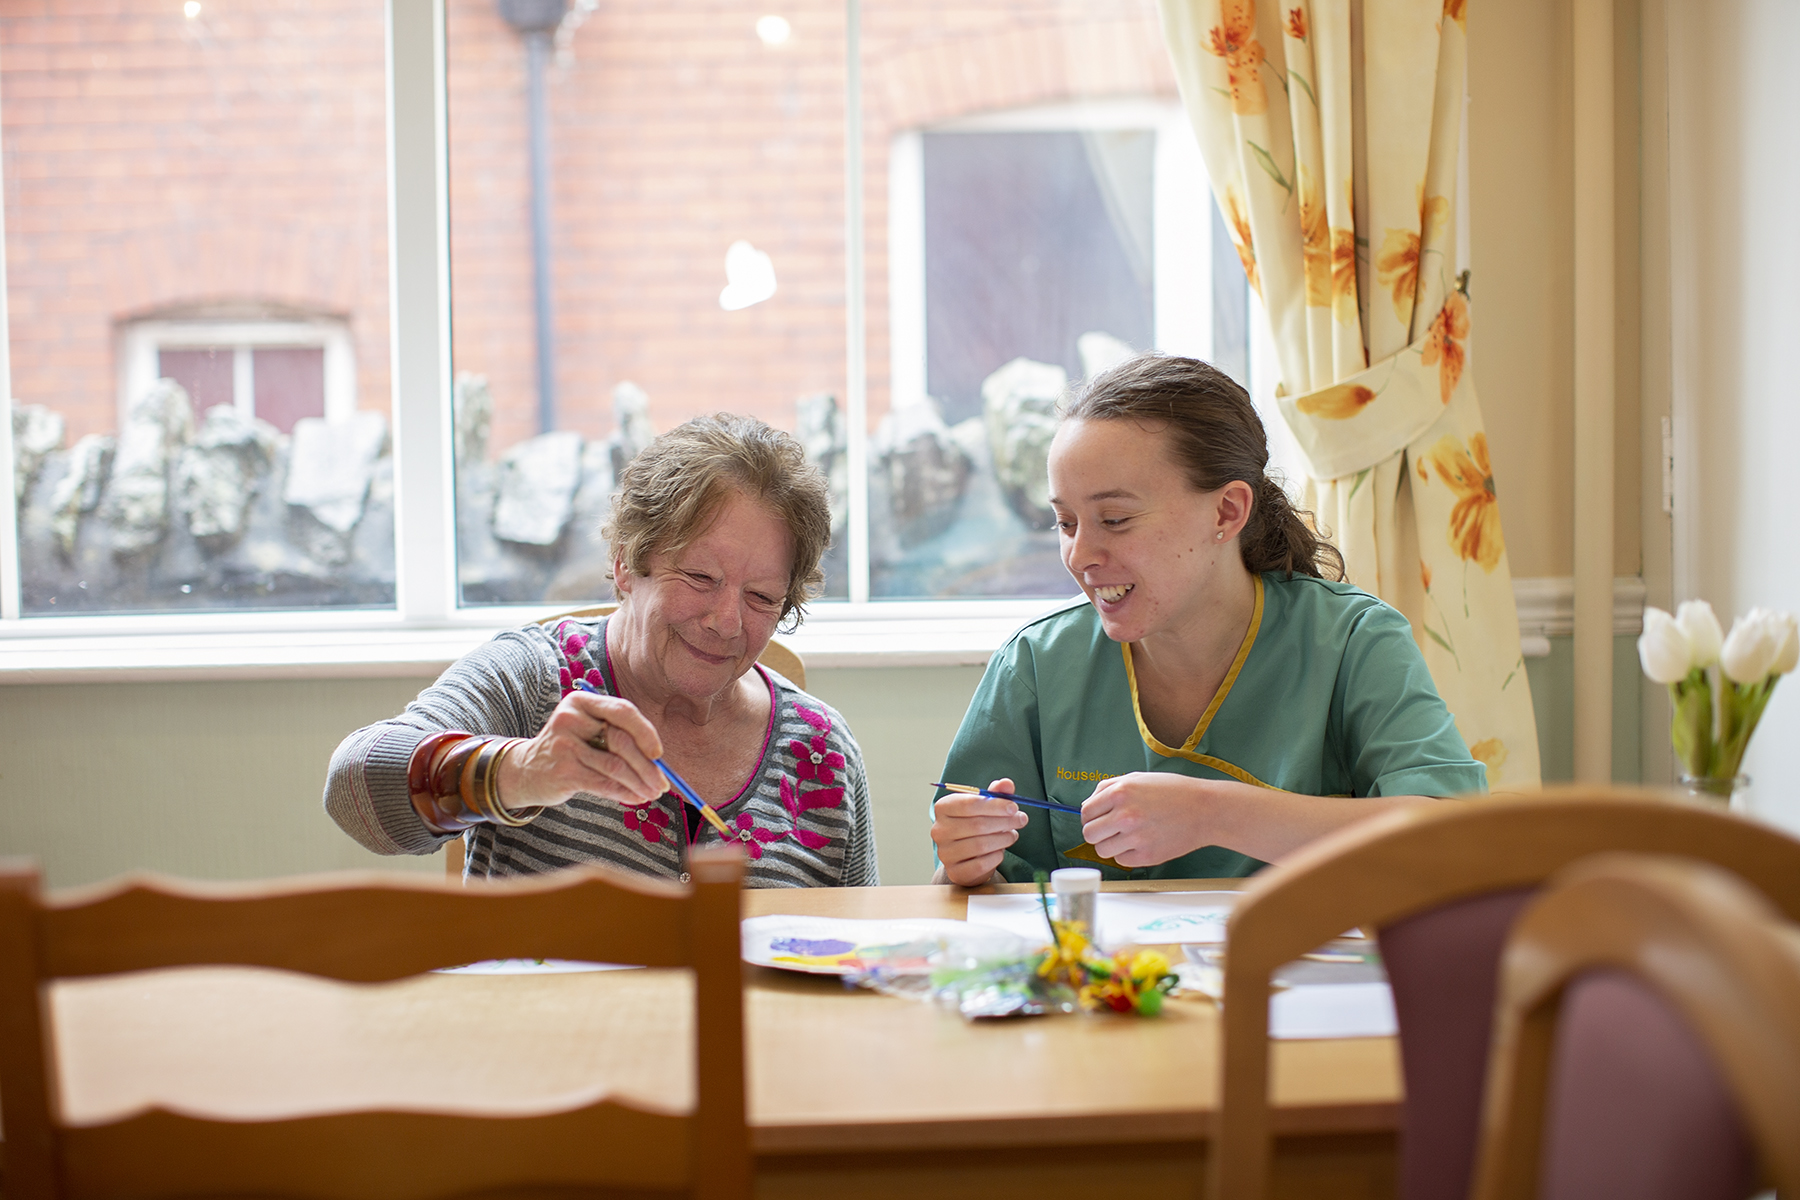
[623,803,670,844]
[781,705,845,849]
[789,711,846,787]
[731,812,786,860]
[553,622,602,699]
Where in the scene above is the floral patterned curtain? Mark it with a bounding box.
[1158,0,1539,787]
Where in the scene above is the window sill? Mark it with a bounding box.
[0,577,1646,685]
[0,599,1075,684]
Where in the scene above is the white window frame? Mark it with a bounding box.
[120,318,358,429]
[0,0,1087,681]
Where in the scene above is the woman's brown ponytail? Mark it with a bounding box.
[1062,354,1346,581]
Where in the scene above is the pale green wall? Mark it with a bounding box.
[0,667,984,889]
[0,652,1637,890]
[1525,635,1651,786]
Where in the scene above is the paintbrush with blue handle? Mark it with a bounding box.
[573,678,735,838]
[933,781,1084,815]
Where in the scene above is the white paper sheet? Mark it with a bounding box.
[965,890,1241,946]
[434,959,637,975]
[1268,982,1397,1039]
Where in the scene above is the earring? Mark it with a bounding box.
[1215,531,1224,541]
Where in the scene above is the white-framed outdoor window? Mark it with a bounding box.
[0,0,1250,677]
[120,318,358,435]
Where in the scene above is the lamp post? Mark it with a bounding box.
[496,0,568,434]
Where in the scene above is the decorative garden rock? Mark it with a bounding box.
[542,439,621,604]
[454,371,492,464]
[178,405,279,543]
[870,402,970,549]
[12,403,64,503]
[796,391,847,537]
[493,429,583,547]
[981,357,1065,531]
[606,381,654,480]
[102,378,196,557]
[283,410,388,535]
[47,434,115,556]
[1077,331,1135,380]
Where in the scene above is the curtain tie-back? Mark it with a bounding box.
[1278,292,1471,482]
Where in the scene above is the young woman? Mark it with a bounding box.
[930,355,1484,886]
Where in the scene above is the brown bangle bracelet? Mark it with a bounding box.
[409,732,478,834]
[408,731,471,800]
[409,733,543,833]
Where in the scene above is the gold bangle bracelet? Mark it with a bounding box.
[471,738,543,828]
[462,738,505,824]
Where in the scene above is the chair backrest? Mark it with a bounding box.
[0,847,750,1200]
[1212,787,1800,1200]
[1469,854,1800,1200]
[535,604,807,690]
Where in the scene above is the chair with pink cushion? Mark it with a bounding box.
[1212,788,1800,1200]
[1469,853,1799,1200]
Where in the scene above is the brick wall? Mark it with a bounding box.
[2,0,1172,450]
[0,0,391,442]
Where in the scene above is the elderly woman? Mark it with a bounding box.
[326,413,877,887]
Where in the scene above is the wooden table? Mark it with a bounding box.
[51,881,1399,1200]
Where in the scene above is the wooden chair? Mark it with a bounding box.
[1469,853,1800,1200]
[0,847,750,1200]
[1212,787,1800,1200]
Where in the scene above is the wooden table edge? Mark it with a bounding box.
[749,1099,1399,1155]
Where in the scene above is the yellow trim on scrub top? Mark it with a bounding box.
[1121,573,1279,791]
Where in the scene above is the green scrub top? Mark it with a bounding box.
[938,572,1488,882]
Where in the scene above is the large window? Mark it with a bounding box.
[0,0,1261,640]
[1,1,393,615]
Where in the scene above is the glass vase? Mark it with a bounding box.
[1676,773,1750,812]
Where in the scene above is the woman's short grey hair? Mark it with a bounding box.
[604,413,832,628]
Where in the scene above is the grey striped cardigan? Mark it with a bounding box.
[324,617,878,887]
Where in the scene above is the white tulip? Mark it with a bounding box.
[1720,608,1785,683]
[1773,612,1799,675]
[1675,600,1724,668]
[1638,607,1694,684]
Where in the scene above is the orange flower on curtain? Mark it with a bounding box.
[1420,292,1470,402]
[1469,737,1506,783]
[1375,228,1420,325]
[1296,382,1375,419]
[1375,193,1451,326]
[1331,228,1357,321]
[1299,170,1331,307]
[1224,187,1260,293]
[1284,7,1307,40]
[1204,0,1267,115]
[1422,431,1505,571]
[1443,0,1467,30]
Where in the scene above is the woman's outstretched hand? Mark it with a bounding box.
[495,689,669,810]
[1079,772,1214,868]
[930,777,1031,887]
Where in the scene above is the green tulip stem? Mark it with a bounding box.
[1668,667,1715,778]
[1669,667,1782,782]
